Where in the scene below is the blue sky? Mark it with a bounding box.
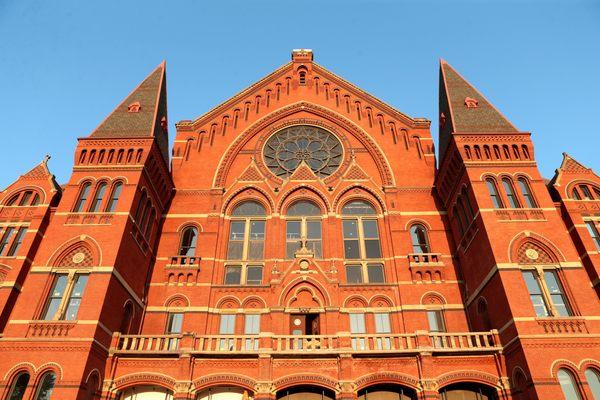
[0,0,599,188]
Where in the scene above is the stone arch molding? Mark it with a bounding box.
[113,372,177,391]
[508,231,566,264]
[213,101,395,188]
[272,373,339,393]
[46,235,102,268]
[278,277,331,308]
[435,370,500,390]
[354,372,420,391]
[192,373,257,393]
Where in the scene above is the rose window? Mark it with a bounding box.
[263,125,343,178]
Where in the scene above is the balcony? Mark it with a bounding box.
[408,253,445,283]
[110,331,501,357]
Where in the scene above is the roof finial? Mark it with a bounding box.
[292,49,313,62]
[43,154,51,165]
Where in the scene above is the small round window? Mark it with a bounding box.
[263,125,343,178]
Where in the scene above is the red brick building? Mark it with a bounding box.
[1,50,599,400]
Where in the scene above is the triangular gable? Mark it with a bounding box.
[343,161,369,181]
[1,156,61,196]
[289,161,319,181]
[550,152,598,188]
[238,161,264,182]
[89,62,169,162]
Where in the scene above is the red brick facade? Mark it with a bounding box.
[0,50,599,400]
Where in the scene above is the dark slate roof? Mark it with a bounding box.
[439,60,518,158]
[89,62,169,162]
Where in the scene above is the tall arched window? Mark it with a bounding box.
[342,200,384,284]
[89,182,107,212]
[502,178,520,208]
[517,178,537,208]
[285,200,322,258]
[225,201,266,285]
[586,368,600,399]
[557,369,582,400]
[7,372,30,400]
[34,371,56,400]
[486,179,503,209]
[73,182,92,212]
[410,224,430,253]
[105,182,123,212]
[179,227,198,256]
[572,187,582,200]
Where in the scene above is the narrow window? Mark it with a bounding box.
[585,368,600,400]
[299,71,306,85]
[453,206,465,236]
[63,274,88,320]
[73,182,92,212]
[502,178,520,208]
[427,310,446,332]
[349,313,366,350]
[42,274,69,320]
[367,263,385,283]
[522,271,549,317]
[89,183,107,212]
[557,369,582,400]
[410,224,430,253]
[343,220,361,259]
[488,179,506,207]
[219,314,236,350]
[246,265,263,285]
[18,191,32,206]
[518,178,537,208]
[374,312,391,349]
[179,227,198,256]
[572,188,582,200]
[544,270,572,316]
[244,314,260,350]
[105,182,123,212]
[461,188,475,220]
[144,208,155,238]
[0,227,16,255]
[522,145,530,159]
[585,221,600,250]
[33,372,56,400]
[6,227,26,256]
[31,193,40,206]
[166,313,183,334]
[285,201,322,259]
[7,372,30,400]
[224,265,242,285]
[581,185,593,200]
[594,187,600,200]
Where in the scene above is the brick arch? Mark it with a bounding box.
[508,232,565,264]
[369,294,394,308]
[3,362,35,381]
[404,218,432,231]
[113,373,176,392]
[343,295,369,308]
[46,235,102,268]
[550,359,580,378]
[421,291,446,306]
[354,372,420,391]
[279,277,331,308]
[35,362,63,381]
[278,185,331,214]
[192,374,257,393]
[435,370,500,390]
[213,101,395,188]
[165,294,190,308]
[2,185,47,205]
[85,368,102,391]
[580,359,600,371]
[510,366,528,392]
[565,179,600,198]
[216,296,242,310]
[273,373,339,393]
[222,186,274,215]
[241,296,266,309]
[334,185,386,214]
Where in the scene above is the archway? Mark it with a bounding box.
[439,383,497,400]
[275,386,335,400]
[119,386,174,400]
[357,384,417,400]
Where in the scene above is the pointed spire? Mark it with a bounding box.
[439,60,518,158]
[89,61,169,162]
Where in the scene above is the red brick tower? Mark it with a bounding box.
[436,60,600,399]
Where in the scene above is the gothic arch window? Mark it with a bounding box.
[410,224,430,253]
[33,371,56,400]
[486,178,504,209]
[7,371,30,400]
[105,182,123,212]
[89,182,107,212]
[73,182,92,212]
[285,200,322,259]
[477,297,492,331]
[342,200,384,284]
[517,178,537,208]
[179,226,199,257]
[557,368,582,400]
[585,368,600,399]
[225,201,266,285]
[502,178,520,208]
[263,125,343,178]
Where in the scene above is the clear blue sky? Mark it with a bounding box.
[1,0,599,188]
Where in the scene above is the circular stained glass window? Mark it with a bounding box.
[263,125,343,178]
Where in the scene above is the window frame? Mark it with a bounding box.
[409,224,431,253]
[105,182,123,212]
[7,371,30,400]
[284,201,323,259]
[223,264,264,286]
[41,272,89,321]
[585,220,600,250]
[33,371,56,400]
[88,182,108,212]
[502,178,521,208]
[521,267,573,317]
[73,182,92,212]
[178,226,199,257]
[517,178,538,208]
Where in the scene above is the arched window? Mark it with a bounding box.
[6,194,19,206]
[134,191,147,222]
[557,369,582,400]
[7,372,30,400]
[440,383,498,399]
[453,205,465,236]
[285,200,322,258]
[33,371,56,400]
[225,201,266,285]
[73,182,92,212]
[120,302,134,334]
[179,226,198,256]
[502,178,520,208]
[581,185,593,200]
[572,187,582,200]
[586,368,600,399]
[105,182,123,212]
[486,179,504,209]
[477,298,492,331]
[31,193,40,206]
[89,182,107,212]
[299,71,306,85]
[517,178,537,208]
[410,224,430,253]
[342,200,384,284]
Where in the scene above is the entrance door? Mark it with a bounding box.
[290,313,320,335]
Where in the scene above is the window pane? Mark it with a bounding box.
[64,275,88,320]
[227,221,245,259]
[246,265,263,285]
[229,221,246,240]
[244,314,260,334]
[557,369,582,400]
[286,221,301,239]
[346,265,363,284]
[19,192,32,206]
[585,368,600,400]
[503,179,520,208]
[374,313,391,333]
[544,271,572,316]
[219,315,236,334]
[106,183,122,212]
[8,373,29,400]
[486,179,503,209]
[7,228,26,256]
[364,239,382,259]
[43,274,68,320]
[349,313,366,333]
[34,373,56,400]
[367,264,385,283]
[518,179,537,208]
[70,275,88,297]
[523,271,543,294]
[224,266,241,285]
[308,240,322,258]
[343,220,358,238]
[179,227,198,256]
[287,201,320,216]
[232,201,265,216]
[427,310,445,332]
[166,313,183,334]
[344,240,360,259]
[410,225,430,253]
[248,241,264,260]
[307,220,321,239]
[0,227,15,255]
[74,183,91,212]
[250,220,265,239]
[227,242,243,260]
[90,183,107,212]
[286,241,301,259]
[586,221,600,250]
[342,200,376,215]
[362,220,379,238]
[581,186,593,200]
[522,271,549,317]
